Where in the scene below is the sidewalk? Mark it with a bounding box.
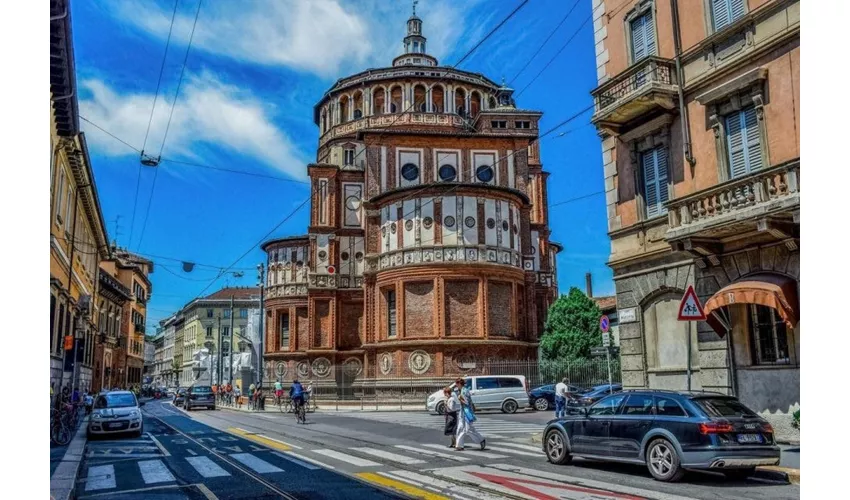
[49,416,89,500]
[217,401,428,413]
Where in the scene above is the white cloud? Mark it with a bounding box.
[79,71,309,180]
[107,0,486,77]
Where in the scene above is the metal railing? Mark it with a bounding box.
[592,56,677,112]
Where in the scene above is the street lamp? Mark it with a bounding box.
[257,263,265,390]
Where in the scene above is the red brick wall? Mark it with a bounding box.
[296,307,309,351]
[444,280,479,337]
[314,301,330,348]
[404,281,434,337]
[338,301,363,349]
[487,281,513,337]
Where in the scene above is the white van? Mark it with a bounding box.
[426,375,529,414]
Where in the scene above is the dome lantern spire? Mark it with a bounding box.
[394,1,438,67]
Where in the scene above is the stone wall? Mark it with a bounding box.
[444,280,479,336]
[404,281,434,337]
[488,281,513,337]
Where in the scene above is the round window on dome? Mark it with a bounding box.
[444,216,456,228]
[476,165,494,183]
[390,222,397,234]
[486,218,496,229]
[318,250,327,260]
[438,164,456,181]
[502,220,509,231]
[355,252,364,261]
[401,163,419,181]
[405,219,414,231]
[340,252,349,261]
[422,216,434,229]
[464,216,476,228]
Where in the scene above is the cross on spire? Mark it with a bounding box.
[413,0,418,16]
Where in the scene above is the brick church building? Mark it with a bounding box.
[261,7,559,385]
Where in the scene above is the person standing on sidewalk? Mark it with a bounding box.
[555,378,569,418]
[443,387,460,448]
[454,378,485,451]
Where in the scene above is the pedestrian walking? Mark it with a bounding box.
[443,387,459,448]
[84,392,94,415]
[454,378,485,451]
[555,377,569,418]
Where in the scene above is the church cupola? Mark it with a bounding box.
[494,78,516,109]
[393,1,438,67]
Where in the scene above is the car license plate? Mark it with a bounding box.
[737,433,763,444]
[107,422,123,429]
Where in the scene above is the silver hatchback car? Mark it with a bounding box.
[88,391,145,438]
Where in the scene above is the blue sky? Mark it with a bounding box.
[71,0,614,331]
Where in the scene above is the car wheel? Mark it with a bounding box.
[722,467,756,481]
[435,401,446,415]
[534,397,550,411]
[646,438,685,482]
[501,399,519,414]
[545,428,572,465]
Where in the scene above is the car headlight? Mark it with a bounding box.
[92,413,102,420]
[129,410,140,418]
[427,396,435,402]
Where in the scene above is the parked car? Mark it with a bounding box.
[173,388,187,406]
[88,390,145,438]
[566,383,623,412]
[184,385,216,411]
[542,390,780,482]
[427,375,529,414]
[528,384,587,411]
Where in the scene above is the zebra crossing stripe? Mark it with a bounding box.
[314,449,381,467]
[352,447,426,465]
[273,451,320,470]
[283,451,336,470]
[485,446,541,457]
[85,465,116,491]
[230,453,284,473]
[493,442,543,453]
[421,444,507,459]
[138,459,175,484]
[394,444,470,462]
[186,456,231,478]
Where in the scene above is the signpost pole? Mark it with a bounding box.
[606,344,613,395]
[677,285,705,392]
[687,321,692,391]
[600,315,612,394]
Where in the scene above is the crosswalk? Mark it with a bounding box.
[334,411,544,436]
[82,440,544,492]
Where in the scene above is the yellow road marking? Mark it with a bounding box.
[356,472,449,500]
[227,427,291,451]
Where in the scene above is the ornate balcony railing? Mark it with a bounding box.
[591,57,678,125]
[666,160,800,239]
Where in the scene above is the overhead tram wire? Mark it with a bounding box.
[128,0,180,249]
[186,0,532,303]
[136,0,203,252]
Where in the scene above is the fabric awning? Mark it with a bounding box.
[704,273,799,336]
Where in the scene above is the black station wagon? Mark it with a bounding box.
[542,390,780,482]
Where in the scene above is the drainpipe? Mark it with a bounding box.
[51,6,68,21]
[670,0,696,168]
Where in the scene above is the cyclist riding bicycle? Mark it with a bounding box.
[290,379,305,416]
[274,380,283,404]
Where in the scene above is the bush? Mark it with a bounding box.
[792,409,800,429]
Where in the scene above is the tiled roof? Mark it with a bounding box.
[593,296,617,312]
[204,287,260,300]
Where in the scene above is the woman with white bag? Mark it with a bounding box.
[453,378,486,451]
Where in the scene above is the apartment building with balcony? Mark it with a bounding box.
[592,0,799,437]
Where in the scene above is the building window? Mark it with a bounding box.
[222,326,230,337]
[206,309,213,318]
[386,290,397,338]
[491,120,507,129]
[280,313,290,349]
[476,164,494,183]
[725,106,762,178]
[223,309,231,318]
[401,163,419,181]
[629,10,656,62]
[344,148,355,166]
[438,164,457,182]
[206,326,213,339]
[641,146,669,218]
[711,0,745,33]
[515,121,531,129]
[749,305,791,365]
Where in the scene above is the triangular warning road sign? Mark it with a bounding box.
[678,285,706,321]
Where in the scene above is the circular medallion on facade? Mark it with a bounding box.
[345,196,361,210]
[340,251,349,261]
[476,165,494,183]
[502,220,509,231]
[355,251,364,261]
[275,362,287,378]
[438,164,457,181]
[318,250,327,260]
[312,357,332,378]
[444,216,456,228]
[486,218,496,229]
[296,361,309,378]
[408,350,431,375]
[405,219,414,231]
[401,163,420,181]
[464,216,476,228]
[422,216,433,229]
[343,357,363,377]
[379,353,393,375]
[391,222,397,234]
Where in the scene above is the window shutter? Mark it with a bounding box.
[656,147,669,207]
[642,149,659,218]
[730,0,746,23]
[631,15,646,61]
[644,12,656,57]
[712,0,730,31]
[743,106,762,171]
[726,110,748,178]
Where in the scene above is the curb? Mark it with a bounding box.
[50,416,89,500]
[757,466,800,484]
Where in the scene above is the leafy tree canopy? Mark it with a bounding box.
[540,287,603,361]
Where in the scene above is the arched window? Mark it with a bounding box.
[339,95,350,123]
[432,85,444,113]
[321,109,328,133]
[413,84,427,113]
[489,96,497,109]
[353,91,363,120]
[470,91,482,118]
[390,86,403,114]
[455,88,466,116]
[373,87,386,115]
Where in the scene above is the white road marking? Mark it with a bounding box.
[394,445,470,462]
[421,444,507,459]
[187,449,198,455]
[384,470,505,500]
[138,459,176,484]
[85,464,116,491]
[272,451,320,470]
[492,442,543,453]
[313,449,381,467]
[485,446,542,457]
[284,451,336,470]
[229,453,284,474]
[186,456,231,478]
[256,434,302,449]
[146,432,171,456]
[351,447,426,465]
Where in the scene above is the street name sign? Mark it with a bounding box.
[677,285,706,321]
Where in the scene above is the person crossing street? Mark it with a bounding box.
[555,377,569,418]
[453,378,485,451]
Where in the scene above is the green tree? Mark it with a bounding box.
[540,287,603,361]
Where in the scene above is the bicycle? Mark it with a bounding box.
[294,399,306,424]
[50,408,71,446]
[278,396,293,414]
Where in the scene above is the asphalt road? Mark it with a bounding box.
[73,401,800,499]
